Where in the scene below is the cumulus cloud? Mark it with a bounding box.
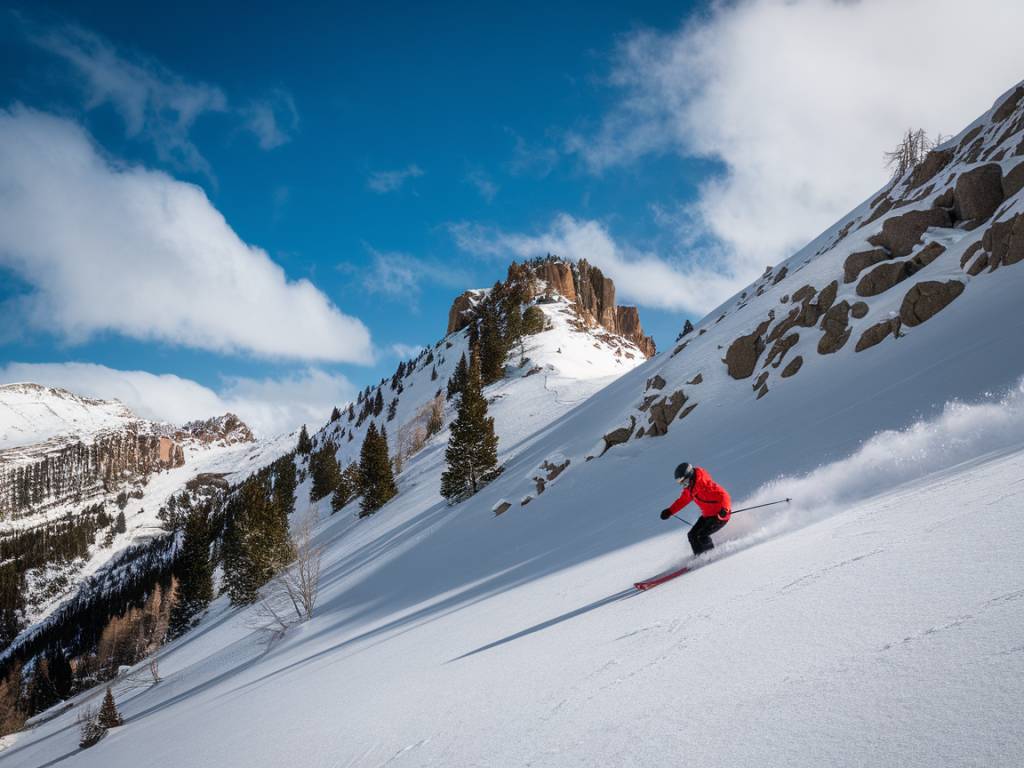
[23,19,297,173]
[0,107,373,363]
[564,0,1024,308]
[0,362,353,437]
[367,164,424,194]
[450,215,738,312]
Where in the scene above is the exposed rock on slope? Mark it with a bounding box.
[446,258,657,358]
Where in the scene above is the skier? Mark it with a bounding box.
[660,462,732,555]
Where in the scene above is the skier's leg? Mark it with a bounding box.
[688,516,713,555]
[689,515,727,555]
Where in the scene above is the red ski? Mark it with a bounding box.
[634,566,690,591]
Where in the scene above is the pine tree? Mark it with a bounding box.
[358,423,397,517]
[347,403,355,422]
[47,650,73,700]
[309,441,341,502]
[387,397,399,422]
[27,658,59,715]
[372,389,384,417]
[296,425,313,454]
[114,511,126,534]
[441,354,500,501]
[330,463,359,513]
[169,507,213,637]
[447,352,468,400]
[272,455,297,517]
[330,406,342,422]
[98,687,122,728]
[222,475,292,605]
[479,303,507,385]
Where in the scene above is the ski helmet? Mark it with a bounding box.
[674,462,694,485]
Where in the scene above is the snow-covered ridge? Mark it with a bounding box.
[0,383,138,452]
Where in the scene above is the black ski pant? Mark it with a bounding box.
[688,514,727,556]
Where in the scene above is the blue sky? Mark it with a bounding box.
[2,0,1021,434]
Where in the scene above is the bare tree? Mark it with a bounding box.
[884,128,943,180]
[255,514,323,632]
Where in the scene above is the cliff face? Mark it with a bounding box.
[445,258,657,358]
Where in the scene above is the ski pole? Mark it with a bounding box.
[671,497,791,526]
[732,498,791,514]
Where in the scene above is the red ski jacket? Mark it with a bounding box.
[669,467,732,521]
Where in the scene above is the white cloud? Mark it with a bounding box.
[390,343,424,359]
[241,89,299,150]
[565,0,1024,306]
[360,247,470,301]
[0,107,373,363]
[367,164,424,194]
[450,215,738,313]
[24,20,298,173]
[465,169,499,202]
[0,362,354,437]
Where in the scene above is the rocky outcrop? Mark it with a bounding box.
[446,258,656,356]
[899,280,965,327]
[724,319,771,379]
[646,390,688,437]
[855,318,902,353]
[993,86,1024,123]
[844,248,891,283]
[446,290,484,334]
[818,302,852,355]
[857,261,911,297]
[909,149,954,189]
[983,212,1024,269]
[179,413,255,446]
[954,163,1004,222]
[869,208,951,257]
[616,306,657,358]
[1002,162,1024,199]
[601,416,636,455]
[781,356,803,378]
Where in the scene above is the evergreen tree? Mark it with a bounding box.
[27,658,59,715]
[97,687,122,728]
[479,303,507,385]
[222,475,292,605]
[114,511,126,534]
[309,441,341,502]
[169,507,213,637]
[446,352,468,401]
[372,389,384,417]
[347,403,355,422]
[441,354,500,501]
[387,397,399,421]
[272,455,297,517]
[523,305,545,335]
[296,425,313,454]
[358,423,397,517]
[330,406,342,422]
[330,463,359,513]
[47,650,73,700]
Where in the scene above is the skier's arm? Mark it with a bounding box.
[668,487,692,515]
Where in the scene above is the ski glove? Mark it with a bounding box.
[660,508,673,520]
[717,508,729,521]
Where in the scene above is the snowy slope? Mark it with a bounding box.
[5,83,1024,767]
[0,383,138,453]
[5,386,1023,768]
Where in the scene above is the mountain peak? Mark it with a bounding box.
[446,257,657,357]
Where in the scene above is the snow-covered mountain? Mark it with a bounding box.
[4,82,1024,767]
[0,384,291,656]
